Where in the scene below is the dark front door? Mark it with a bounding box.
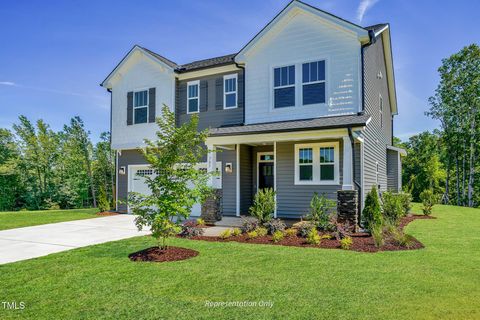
[259,162,274,190]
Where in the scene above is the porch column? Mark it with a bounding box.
[206,143,216,187]
[342,136,354,190]
[273,141,277,218]
[236,144,240,217]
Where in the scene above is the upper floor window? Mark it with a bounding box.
[273,65,295,108]
[134,90,148,124]
[187,80,199,114]
[302,60,326,105]
[224,74,237,109]
[294,142,339,185]
[379,94,383,128]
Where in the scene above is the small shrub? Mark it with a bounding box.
[249,188,276,223]
[362,186,383,230]
[394,233,416,248]
[321,234,332,240]
[340,236,353,250]
[398,192,412,215]
[306,228,321,245]
[420,189,437,215]
[241,217,260,233]
[382,191,404,224]
[196,218,205,226]
[179,220,204,238]
[97,186,110,213]
[272,230,284,243]
[292,221,316,237]
[371,223,384,247]
[255,227,268,237]
[232,228,242,237]
[219,229,232,239]
[263,218,286,235]
[247,230,258,239]
[285,228,297,237]
[306,192,335,230]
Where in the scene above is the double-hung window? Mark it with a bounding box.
[295,142,339,185]
[273,65,295,108]
[187,80,199,114]
[224,74,237,109]
[302,60,326,105]
[134,90,148,124]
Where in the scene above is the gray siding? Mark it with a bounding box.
[363,36,392,195]
[239,145,253,214]
[354,142,361,187]
[276,140,343,218]
[176,70,244,131]
[387,149,399,192]
[117,149,148,212]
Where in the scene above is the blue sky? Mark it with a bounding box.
[1,0,479,141]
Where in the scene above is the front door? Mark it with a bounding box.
[259,163,274,190]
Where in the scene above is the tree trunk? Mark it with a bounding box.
[467,114,476,207]
[444,157,450,204]
[456,152,461,206]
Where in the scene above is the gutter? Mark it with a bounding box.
[348,127,362,228]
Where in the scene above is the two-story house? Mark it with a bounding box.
[101,0,405,222]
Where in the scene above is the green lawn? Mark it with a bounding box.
[0,208,99,231]
[1,204,479,319]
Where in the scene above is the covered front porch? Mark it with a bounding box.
[205,119,367,219]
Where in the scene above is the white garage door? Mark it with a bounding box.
[128,163,222,216]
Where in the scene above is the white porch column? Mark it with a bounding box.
[273,141,277,218]
[342,136,354,190]
[236,144,240,217]
[206,143,216,187]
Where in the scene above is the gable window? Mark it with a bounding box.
[295,142,339,185]
[273,65,295,108]
[302,60,326,105]
[379,94,383,128]
[224,74,237,109]
[134,90,148,124]
[187,80,199,114]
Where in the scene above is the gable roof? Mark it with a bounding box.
[176,54,236,73]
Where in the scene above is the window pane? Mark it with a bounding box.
[225,93,236,108]
[134,90,147,107]
[302,63,309,83]
[288,65,295,85]
[299,148,313,163]
[274,68,280,87]
[320,164,334,180]
[188,84,198,98]
[232,78,236,91]
[300,165,313,181]
[134,107,147,124]
[320,147,334,163]
[318,60,325,81]
[188,98,198,113]
[303,82,326,105]
[274,87,295,108]
[281,67,288,86]
[310,61,318,81]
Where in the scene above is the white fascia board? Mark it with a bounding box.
[379,27,398,116]
[387,145,407,156]
[177,65,240,81]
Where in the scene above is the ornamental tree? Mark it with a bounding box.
[128,104,214,250]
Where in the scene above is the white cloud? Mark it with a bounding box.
[357,0,380,23]
[0,81,17,86]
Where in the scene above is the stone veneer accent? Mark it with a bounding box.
[201,189,223,223]
[337,190,359,232]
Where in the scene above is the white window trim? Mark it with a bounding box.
[294,142,339,185]
[256,152,274,192]
[187,80,200,114]
[133,89,149,124]
[379,94,383,128]
[302,60,327,106]
[223,74,238,109]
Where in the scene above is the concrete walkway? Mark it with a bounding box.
[0,215,149,265]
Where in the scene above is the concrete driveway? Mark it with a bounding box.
[0,215,149,265]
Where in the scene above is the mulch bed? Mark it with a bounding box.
[129,246,199,262]
[188,215,436,253]
[96,211,119,216]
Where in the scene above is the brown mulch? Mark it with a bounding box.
[96,211,119,216]
[188,214,436,253]
[129,246,199,262]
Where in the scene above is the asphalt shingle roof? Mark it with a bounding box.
[364,23,388,34]
[208,114,371,136]
[177,54,236,72]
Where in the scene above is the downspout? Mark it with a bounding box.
[235,62,246,125]
[348,127,362,228]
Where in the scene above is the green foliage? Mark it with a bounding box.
[249,188,276,223]
[247,230,258,239]
[292,220,316,238]
[362,186,383,230]
[232,228,242,237]
[371,223,384,247]
[255,227,268,237]
[128,105,213,250]
[219,229,232,239]
[97,185,110,213]
[196,218,205,226]
[420,189,437,215]
[306,228,321,245]
[263,218,286,235]
[340,236,353,250]
[285,228,297,237]
[382,191,405,224]
[398,192,413,215]
[272,230,284,243]
[306,192,335,230]
[241,217,260,233]
[179,220,204,238]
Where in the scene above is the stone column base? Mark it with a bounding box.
[337,190,359,232]
[201,189,222,224]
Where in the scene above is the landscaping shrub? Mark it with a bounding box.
[255,227,268,237]
[249,188,276,223]
[371,223,384,247]
[97,186,110,213]
[219,229,231,239]
[306,192,335,230]
[179,220,204,238]
[241,217,260,233]
[292,221,316,237]
[340,236,353,250]
[285,228,297,237]
[321,234,332,240]
[420,189,437,215]
[232,228,242,237]
[247,230,258,239]
[393,232,416,248]
[398,192,412,215]
[263,218,286,235]
[362,186,383,230]
[306,229,321,245]
[382,191,404,224]
[333,223,350,240]
[272,230,284,243]
[196,218,205,226]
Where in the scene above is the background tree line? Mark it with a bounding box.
[0,116,115,211]
[398,44,479,207]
